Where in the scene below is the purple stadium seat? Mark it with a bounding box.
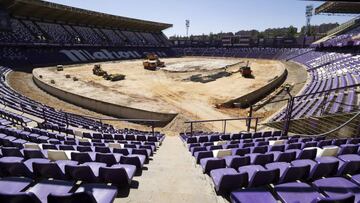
[249,153,274,165]
[119,155,146,171]
[71,152,95,163]
[48,183,117,203]
[224,155,250,169]
[27,179,74,203]
[238,165,279,187]
[266,162,310,183]
[99,164,136,186]
[95,153,121,166]
[200,158,226,174]
[269,151,296,162]
[231,187,277,203]
[0,177,33,194]
[210,168,248,193]
[33,160,78,180]
[65,162,106,182]
[291,157,338,180]
[275,182,322,203]
[313,177,360,202]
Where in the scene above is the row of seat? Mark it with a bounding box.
[0,157,136,186]
[230,176,360,203]
[182,131,282,144]
[0,177,118,203]
[210,154,360,193]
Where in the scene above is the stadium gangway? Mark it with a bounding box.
[184,116,263,136]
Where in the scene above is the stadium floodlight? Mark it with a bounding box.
[185,20,190,38]
[305,5,314,36]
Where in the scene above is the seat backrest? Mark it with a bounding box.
[99,167,129,185]
[2,147,23,157]
[108,143,122,149]
[276,151,296,162]
[0,192,41,203]
[269,140,285,146]
[234,148,250,156]
[48,191,97,203]
[213,149,232,158]
[59,145,75,151]
[269,145,285,152]
[95,147,111,153]
[214,141,227,146]
[208,145,222,151]
[287,143,302,150]
[77,146,93,152]
[302,141,317,149]
[338,145,358,155]
[33,162,64,179]
[249,168,279,187]
[95,153,117,166]
[71,152,92,164]
[299,148,317,160]
[65,165,96,182]
[280,165,310,183]
[317,146,339,157]
[48,150,69,161]
[252,146,268,154]
[253,153,274,165]
[24,143,41,150]
[113,148,129,155]
[311,161,339,180]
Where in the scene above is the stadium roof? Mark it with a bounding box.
[314,1,360,15]
[0,0,172,32]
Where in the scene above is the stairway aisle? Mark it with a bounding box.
[118,136,226,203]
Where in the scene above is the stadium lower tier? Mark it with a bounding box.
[181,131,360,203]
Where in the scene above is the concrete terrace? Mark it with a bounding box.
[117,136,226,203]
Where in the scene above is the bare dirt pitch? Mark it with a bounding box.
[33,57,285,132]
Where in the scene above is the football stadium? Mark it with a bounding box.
[0,0,359,202]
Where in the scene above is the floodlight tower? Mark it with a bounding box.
[305,5,314,37]
[185,19,190,38]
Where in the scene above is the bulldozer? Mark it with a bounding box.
[143,53,165,71]
[240,61,253,78]
[93,64,125,81]
[103,72,125,81]
[93,64,107,76]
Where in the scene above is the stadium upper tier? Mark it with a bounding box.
[0,16,171,47]
[313,19,360,48]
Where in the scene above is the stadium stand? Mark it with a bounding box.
[0,0,359,202]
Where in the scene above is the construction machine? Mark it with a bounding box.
[240,61,253,78]
[92,64,107,76]
[143,53,165,71]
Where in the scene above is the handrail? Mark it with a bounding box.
[184,116,263,136]
[293,111,360,137]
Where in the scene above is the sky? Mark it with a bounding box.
[45,0,354,37]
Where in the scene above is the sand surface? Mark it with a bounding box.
[33,57,285,131]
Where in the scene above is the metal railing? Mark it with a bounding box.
[259,83,360,136]
[184,116,263,136]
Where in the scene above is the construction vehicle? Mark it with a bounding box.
[143,53,165,71]
[103,72,125,81]
[240,61,253,78]
[92,64,125,81]
[92,64,107,76]
[56,65,64,71]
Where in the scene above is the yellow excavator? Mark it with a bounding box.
[143,53,165,71]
